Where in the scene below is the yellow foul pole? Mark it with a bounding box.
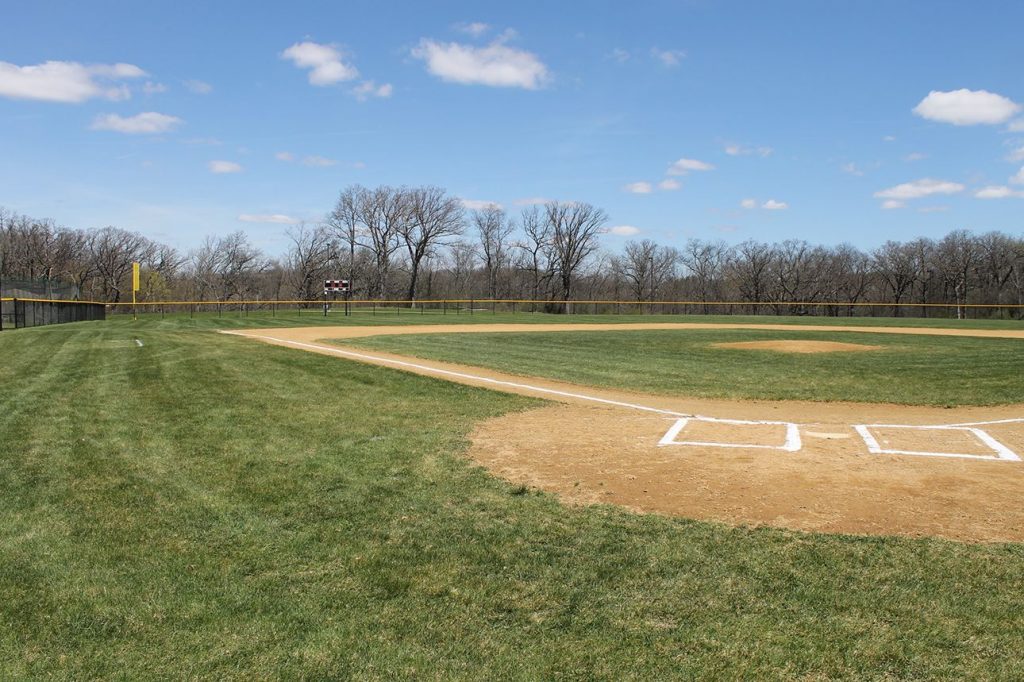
[132,262,140,320]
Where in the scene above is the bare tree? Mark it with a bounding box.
[402,186,464,304]
[872,240,917,316]
[474,204,515,300]
[619,239,679,302]
[515,206,554,306]
[90,226,158,302]
[445,240,477,298]
[935,230,977,319]
[727,240,774,312]
[680,240,727,313]
[546,201,607,311]
[357,186,407,298]
[287,223,336,301]
[329,185,366,295]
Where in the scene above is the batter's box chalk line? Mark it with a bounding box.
[658,416,802,452]
[854,423,1021,462]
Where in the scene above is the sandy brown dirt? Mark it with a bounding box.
[712,339,881,353]
[227,323,1024,542]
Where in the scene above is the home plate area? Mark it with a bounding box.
[468,405,1024,542]
[660,416,1023,461]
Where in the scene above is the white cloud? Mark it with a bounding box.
[0,60,146,102]
[1006,146,1024,162]
[883,135,897,142]
[281,41,358,85]
[302,155,337,167]
[904,152,927,162]
[238,213,300,224]
[740,198,757,209]
[917,206,949,213]
[881,200,906,210]
[667,158,714,175]
[184,79,212,94]
[724,143,773,157]
[461,198,502,210]
[1009,119,1024,132]
[762,199,788,210]
[913,89,1021,126]
[142,81,167,94]
[352,80,392,101]
[874,178,965,200]
[608,225,640,236]
[275,151,295,162]
[610,48,631,63]
[974,186,1024,199]
[209,160,243,174]
[1011,166,1024,185]
[658,178,681,191]
[411,37,549,89]
[513,196,551,206]
[454,22,490,37]
[841,162,864,176]
[91,111,182,134]
[182,137,221,145]
[623,181,653,194]
[650,48,686,67]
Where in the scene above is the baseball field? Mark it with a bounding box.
[2,312,1023,678]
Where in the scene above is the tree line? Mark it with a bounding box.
[2,188,1023,318]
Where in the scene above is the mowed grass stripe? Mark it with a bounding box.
[0,318,1021,678]
[346,328,1024,406]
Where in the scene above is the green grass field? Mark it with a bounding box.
[346,328,1024,406]
[2,314,1023,678]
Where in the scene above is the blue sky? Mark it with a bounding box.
[1,0,1022,255]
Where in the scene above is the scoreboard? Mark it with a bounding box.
[324,279,350,293]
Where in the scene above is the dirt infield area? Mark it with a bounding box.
[711,339,881,353]
[227,323,1024,542]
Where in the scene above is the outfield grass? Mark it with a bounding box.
[2,317,1023,678]
[345,328,1024,407]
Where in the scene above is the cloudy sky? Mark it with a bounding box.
[1,0,1021,253]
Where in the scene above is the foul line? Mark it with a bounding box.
[230,332,693,418]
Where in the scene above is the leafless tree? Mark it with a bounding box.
[619,239,679,302]
[727,240,774,312]
[546,201,607,311]
[402,186,464,304]
[89,226,158,302]
[356,186,407,298]
[287,223,337,301]
[680,240,727,313]
[872,240,917,316]
[329,185,366,293]
[515,206,554,306]
[474,204,515,301]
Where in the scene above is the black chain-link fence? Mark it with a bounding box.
[0,298,106,330]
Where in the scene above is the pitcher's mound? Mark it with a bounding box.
[712,340,881,353]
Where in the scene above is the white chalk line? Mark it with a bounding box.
[230,331,1023,462]
[658,417,802,452]
[854,423,1021,461]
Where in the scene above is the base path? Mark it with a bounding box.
[226,323,1024,543]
